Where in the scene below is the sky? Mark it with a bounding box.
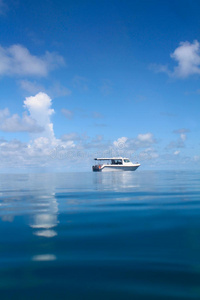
[0,0,200,172]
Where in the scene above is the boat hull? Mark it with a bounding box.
[101,165,140,172]
[92,164,140,172]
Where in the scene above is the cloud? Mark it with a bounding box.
[171,40,200,78]
[113,137,128,149]
[151,40,200,78]
[0,106,44,133]
[0,139,30,168]
[24,92,55,139]
[19,80,71,98]
[0,110,43,133]
[0,44,64,77]
[19,80,45,94]
[129,133,156,149]
[137,133,154,143]
[0,92,58,135]
[92,135,103,143]
[18,79,71,98]
[61,132,81,141]
[0,92,77,169]
[180,133,186,142]
[173,128,190,134]
[113,133,156,151]
[61,108,73,120]
[166,128,190,149]
[135,133,154,145]
[112,135,158,164]
[174,150,180,155]
[166,140,185,149]
[173,128,190,142]
[0,107,9,120]
[139,148,159,161]
[80,135,109,150]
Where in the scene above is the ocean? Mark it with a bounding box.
[0,171,200,299]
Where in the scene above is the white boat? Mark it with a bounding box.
[92,157,140,172]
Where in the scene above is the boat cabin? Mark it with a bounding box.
[111,159,122,165]
[94,157,131,165]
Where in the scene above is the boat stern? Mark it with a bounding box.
[92,164,102,172]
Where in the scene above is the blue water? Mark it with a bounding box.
[0,171,200,299]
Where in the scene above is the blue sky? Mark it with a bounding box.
[0,0,200,172]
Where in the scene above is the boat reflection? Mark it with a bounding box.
[93,171,140,191]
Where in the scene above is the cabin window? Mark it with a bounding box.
[111,159,122,165]
[124,159,130,163]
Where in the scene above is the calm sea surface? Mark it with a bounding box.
[0,171,200,299]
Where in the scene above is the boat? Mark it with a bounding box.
[92,157,140,172]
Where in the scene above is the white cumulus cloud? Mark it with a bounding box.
[24,92,55,139]
[0,44,64,77]
[113,133,156,151]
[0,108,43,133]
[152,40,200,78]
[137,133,154,143]
[171,40,200,78]
[131,133,156,149]
[113,137,128,148]
[0,92,57,135]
